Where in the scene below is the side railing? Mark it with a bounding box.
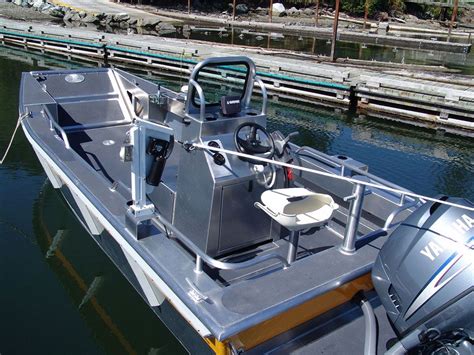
[155,214,290,274]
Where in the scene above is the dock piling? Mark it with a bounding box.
[330,0,341,61]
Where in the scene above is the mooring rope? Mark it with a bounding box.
[191,142,474,212]
[0,112,30,165]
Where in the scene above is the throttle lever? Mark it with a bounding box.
[275,131,299,157]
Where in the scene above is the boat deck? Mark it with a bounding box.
[20,65,405,351]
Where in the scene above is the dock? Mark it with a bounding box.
[1,18,473,136]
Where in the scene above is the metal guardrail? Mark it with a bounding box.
[155,214,290,274]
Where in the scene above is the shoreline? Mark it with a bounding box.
[1,17,473,136]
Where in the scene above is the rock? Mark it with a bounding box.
[235,3,248,15]
[119,21,129,29]
[255,7,267,15]
[63,10,77,22]
[78,10,87,18]
[272,3,285,14]
[128,18,138,26]
[278,10,287,17]
[303,8,314,16]
[81,13,99,23]
[139,18,160,28]
[182,24,191,37]
[377,11,389,22]
[105,14,114,24]
[405,14,418,21]
[113,12,130,22]
[48,6,65,18]
[39,3,52,13]
[156,22,176,35]
[31,0,44,8]
[287,7,300,17]
[70,12,82,21]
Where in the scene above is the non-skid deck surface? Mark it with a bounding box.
[67,125,131,190]
[213,226,342,286]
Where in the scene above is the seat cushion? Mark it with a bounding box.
[260,188,338,230]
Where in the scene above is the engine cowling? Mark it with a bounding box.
[372,196,473,337]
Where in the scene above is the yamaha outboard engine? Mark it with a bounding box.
[372,197,473,354]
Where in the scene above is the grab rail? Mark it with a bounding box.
[254,77,268,115]
[155,214,290,274]
[43,107,71,149]
[295,145,415,203]
[186,79,206,121]
[383,197,420,230]
[190,143,474,212]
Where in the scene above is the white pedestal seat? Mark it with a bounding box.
[255,188,339,263]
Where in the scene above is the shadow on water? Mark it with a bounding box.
[0,45,473,353]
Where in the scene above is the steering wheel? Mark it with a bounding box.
[234,123,275,163]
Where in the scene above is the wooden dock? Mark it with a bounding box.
[0,19,472,136]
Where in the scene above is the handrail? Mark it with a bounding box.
[254,77,268,115]
[44,108,71,149]
[189,143,474,212]
[295,145,415,202]
[155,214,290,274]
[186,79,206,121]
[383,198,421,230]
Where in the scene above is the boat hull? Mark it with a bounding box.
[22,122,213,354]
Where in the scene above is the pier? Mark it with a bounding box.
[1,18,472,136]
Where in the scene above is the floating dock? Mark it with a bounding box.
[1,19,473,136]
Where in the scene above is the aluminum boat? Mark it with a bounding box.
[19,57,473,354]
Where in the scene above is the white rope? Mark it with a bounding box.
[0,112,29,165]
[192,143,474,212]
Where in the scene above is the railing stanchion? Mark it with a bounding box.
[340,182,366,255]
[195,255,203,274]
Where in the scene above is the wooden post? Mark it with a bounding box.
[188,0,191,14]
[269,0,273,23]
[232,0,236,21]
[315,0,319,26]
[330,0,341,61]
[363,0,369,30]
[448,0,459,41]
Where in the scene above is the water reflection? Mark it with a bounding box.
[32,182,186,355]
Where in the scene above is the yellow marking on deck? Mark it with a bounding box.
[228,273,373,351]
[204,337,230,355]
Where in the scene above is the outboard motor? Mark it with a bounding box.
[373,196,473,354]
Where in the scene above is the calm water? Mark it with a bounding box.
[0,46,473,354]
[162,26,474,74]
[63,20,474,74]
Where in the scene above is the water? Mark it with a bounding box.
[0,47,473,354]
[63,20,474,74]
[167,26,474,74]
[103,23,474,74]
